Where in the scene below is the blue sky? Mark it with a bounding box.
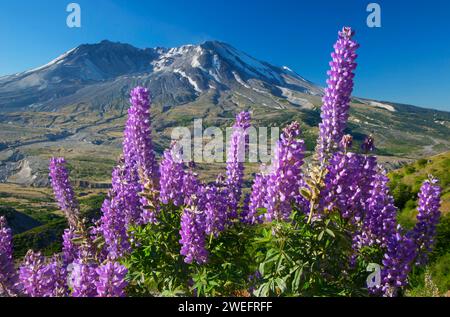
[0,0,449,111]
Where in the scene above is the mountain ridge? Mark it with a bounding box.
[1,39,448,113]
[0,39,326,113]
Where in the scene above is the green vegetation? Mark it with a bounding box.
[125,204,369,297]
[0,206,42,234]
[79,192,107,220]
[0,189,107,259]
[390,151,450,221]
[1,151,448,295]
[0,200,61,224]
[67,156,117,182]
[389,151,450,295]
[13,219,67,258]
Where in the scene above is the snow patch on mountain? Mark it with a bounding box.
[369,101,396,112]
[252,86,271,96]
[233,71,250,89]
[278,86,314,109]
[211,42,282,83]
[25,48,78,74]
[153,46,195,72]
[190,46,204,68]
[174,69,202,93]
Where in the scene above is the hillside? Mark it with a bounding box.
[0,183,106,258]
[389,151,450,227]
[389,152,450,295]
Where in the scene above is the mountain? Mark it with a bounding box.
[0,40,449,186]
[0,40,322,112]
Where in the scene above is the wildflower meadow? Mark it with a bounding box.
[0,27,442,298]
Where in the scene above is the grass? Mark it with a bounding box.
[13,219,67,258]
[389,151,450,217]
[407,212,450,295]
[67,156,117,182]
[389,152,450,295]
[1,187,107,259]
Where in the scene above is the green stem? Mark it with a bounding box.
[307,195,316,224]
[209,233,214,247]
[307,207,314,224]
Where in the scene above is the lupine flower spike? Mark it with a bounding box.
[0,217,18,296]
[226,111,251,219]
[317,27,359,162]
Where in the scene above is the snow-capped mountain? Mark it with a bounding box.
[0,40,323,111]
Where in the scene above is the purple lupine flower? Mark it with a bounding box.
[204,184,228,236]
[69,260,98,297]
[100,157,141,235]
[0,217,18,296]
[98,165,132,260]
[265,122,305,222]
[351,167,397,266]
[357,168,398,249]
[160,143,185,206]
[47,256,69,297]
[19,251,64,297]
[239,194,251,223]
[179,169,208,264]
[182,169,201,206]
[179,207,208,265]
[124,87,159,185]
[321,152,377,223]
[121,165,144,226]
[248,270,262,294]
[340,134,353,152]
[49,157,80,228]
[50,157,99,264]
[371,227,416,297]
[99,196,130,260]
[62,228,79,265]
[317,27,359,161]
[95,261,128,297]
[243,173,268,224]
[410,177,441,265]
[121,87,159,225]
[361,135,375,153]
[226,111,251,219]
[19,251,46,297]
